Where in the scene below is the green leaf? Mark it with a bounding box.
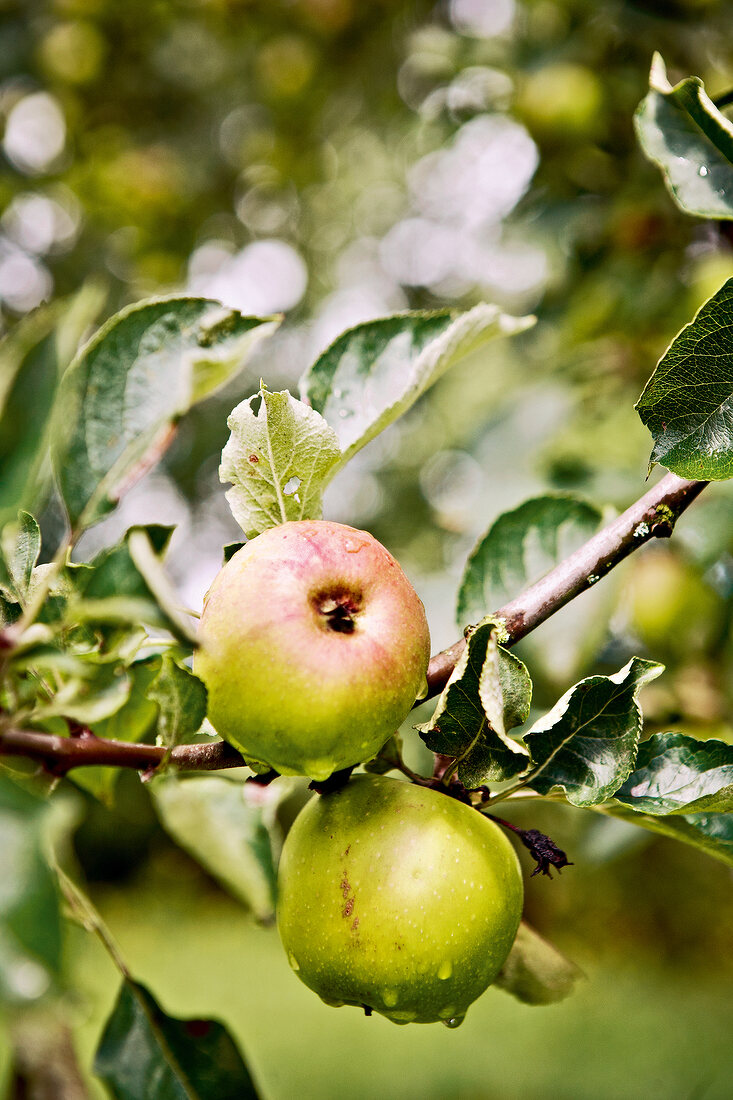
[417,620,531,786]
[82,526,174,602]
[478,629,532,741]
[127,529,198,646]
[635,53,733,220]
[34,663,133,725]
[457,495,603,626]
[600,801,733,867]
[220,387,341,539]
[0,511,41,605]
[69,525,195,646]
[0,283,105,527]
[151,775,287,923]
[51,298,279,531]
[148,657,207,748]
[0,592,20,627]
[615,732,733,814]
[222,542,245,563]
[94,978,260,1100]
[525,657,664,807]
[73,657,162,804]
[0,774,62,1005]
[495,922,584,1006]
[300,304,534,465]
[635,279,733,480]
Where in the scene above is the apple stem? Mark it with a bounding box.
[246,768,280,787]
[308,767,355,795]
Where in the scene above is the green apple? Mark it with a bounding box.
[194,521,431,780]
[277,775,524,1026]
[625,550,722,659]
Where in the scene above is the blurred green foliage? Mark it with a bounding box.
[2,0,733,1096]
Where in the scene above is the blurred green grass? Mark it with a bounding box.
[43,866,733,1100]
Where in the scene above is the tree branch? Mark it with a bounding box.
[0,471,708,777]
[424,471,707,698]
[0,727,246,774]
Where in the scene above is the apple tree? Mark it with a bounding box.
[1,55,733,1097]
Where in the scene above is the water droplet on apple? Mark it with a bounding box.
[442,1016,465,1029]
[390,1009,417,1022]
[382,988,399,1007]
[437,959,452,980]
[288,953,300,971]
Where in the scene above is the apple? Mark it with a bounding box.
[276,775,524,1026]
[194,521,431,780]
[625,549,722,659]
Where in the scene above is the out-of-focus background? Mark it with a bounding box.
[2,1,733,1097]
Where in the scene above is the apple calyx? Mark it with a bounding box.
[313,589,362,634]
[486,813,573,878]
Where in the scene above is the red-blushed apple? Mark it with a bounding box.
[277,774,524,1025]
[194,521,431,780]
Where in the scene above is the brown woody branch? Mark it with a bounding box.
[0,471,708,777]
[0,726,247,775]
[424,471,707,697]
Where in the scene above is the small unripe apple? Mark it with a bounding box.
[277,775,524,1026]
[625,550,722,659]
[195,521,430,780]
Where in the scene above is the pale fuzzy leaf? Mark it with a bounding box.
[220,387,341,538]
[495,922,584,1006]
[301,304,534,464]
[525,657,664,807]
[635,53,733,220]
[636,279,733,480]
[616,732,733,814]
